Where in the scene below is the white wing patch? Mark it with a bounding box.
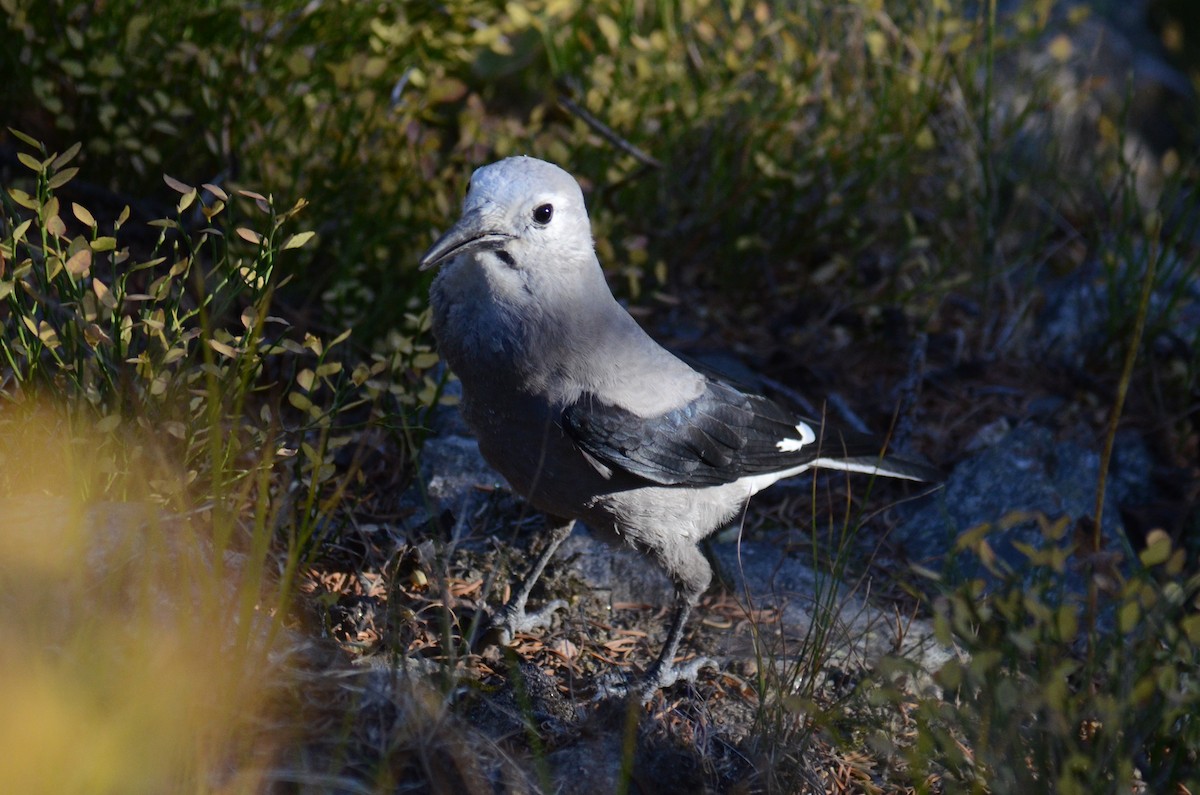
[775,421,816,453]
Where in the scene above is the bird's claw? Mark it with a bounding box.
[489,598,569,646]
[594,656,719,703]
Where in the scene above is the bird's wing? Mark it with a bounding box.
[562,379,935,487]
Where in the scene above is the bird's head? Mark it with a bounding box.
[418,156,595,276]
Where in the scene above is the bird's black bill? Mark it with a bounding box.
[418,208,514,270]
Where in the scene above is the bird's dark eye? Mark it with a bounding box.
[532,203,553,225]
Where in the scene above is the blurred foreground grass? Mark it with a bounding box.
[0,408,280,794]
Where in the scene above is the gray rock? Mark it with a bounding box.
[412,433,506,535]
[712,540,955,693]
[556,529,676,607]
[893,424,1152,593]
[1039,249,1200,370]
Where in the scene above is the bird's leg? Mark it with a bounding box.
[490,516,575,645]
[636,592,717,701]
[593,592,718,702]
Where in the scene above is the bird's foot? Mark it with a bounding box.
[489,598,569,646]
[594,657,719,704]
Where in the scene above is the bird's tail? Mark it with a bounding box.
[805,453,940,483]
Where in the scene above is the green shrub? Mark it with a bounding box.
[875,518,1200,794]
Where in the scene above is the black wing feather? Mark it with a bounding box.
[561,378,898,487]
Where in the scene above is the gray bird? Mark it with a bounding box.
[420,156,938,700]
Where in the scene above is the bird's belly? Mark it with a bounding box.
[460,388,604,515]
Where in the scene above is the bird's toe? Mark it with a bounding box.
[592,657,720,703]
[489,598,569,645]
[640,656,719,700]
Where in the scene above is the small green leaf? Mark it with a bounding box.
[1139,529,1172,567]
[1118,601,1140,634]
[91,237,117,252]
[1182,614,1200,644]
[47,166,80,189]
[289,392,313,412]
[411,352,439,369]
[596,15,621,49]
[8,188,37,210]
[8,128,42,148]
[17,152,44,172]
[50,141,82,171]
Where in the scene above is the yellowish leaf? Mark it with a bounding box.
[96,414,121,433]
[17,152,44,173]
[201,200,225,220]
[208,339,239,358]
[83,323,111,347]
[596,15,621,50]
[282,230,316,250]
[865,30,887,59]
[8,188,37,210]
[72,202,96,228]
[1139,529,1173,567]
[93,277,116,307]
[315,362,342,377]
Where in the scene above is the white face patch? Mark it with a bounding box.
[775,421,816,453]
